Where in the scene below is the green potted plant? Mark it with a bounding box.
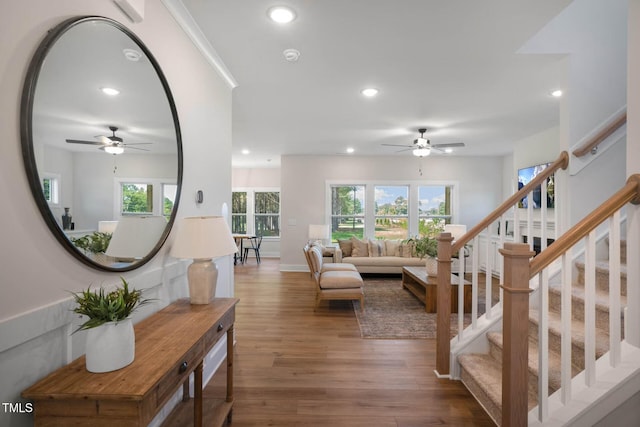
[71,231,112,254]
[405,221,445,276]
[70,277,152,373]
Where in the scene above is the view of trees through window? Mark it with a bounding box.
[232,190,280,237]
[254,192,280,237]
[231,192,247,234]
[331,185,365,240]
[330,183,453,241]
[121,183,153,214]
[375,185,409,239]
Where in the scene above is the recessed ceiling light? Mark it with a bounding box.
[346,147,355,154]
[283,48,300,62]
[268,6,296,23]
[100,87,120,96]
[122,48,142,62]
[361,88,379,97]
[551,89,563,97]
[242,149,250,155]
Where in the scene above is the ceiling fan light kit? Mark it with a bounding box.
[381,127,465,155]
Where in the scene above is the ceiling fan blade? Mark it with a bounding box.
[122,142,153,146]
[382,143,414,148]
[125,146,150,151]
[66,139,104,145]
[431,142,465,149]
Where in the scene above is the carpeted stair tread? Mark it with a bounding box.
[458,353,505,425]
[528,309,610,359]
[486,331,575,393]
[548,284,627,314]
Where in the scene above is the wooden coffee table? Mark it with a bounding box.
[401,266,471,313]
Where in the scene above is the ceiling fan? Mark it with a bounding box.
[65,126,151,154]
[382,128,465,157]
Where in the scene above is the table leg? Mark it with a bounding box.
[194,362,203,427]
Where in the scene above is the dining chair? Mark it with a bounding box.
[243,235,263,264]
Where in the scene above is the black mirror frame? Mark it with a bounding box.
[20,16,183,272]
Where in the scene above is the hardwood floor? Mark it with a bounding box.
[205,258,495,426]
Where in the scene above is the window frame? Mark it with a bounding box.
[41,172,61,207]
[113,177,177,219]
[232,187,281,238]
[326,180,459,241]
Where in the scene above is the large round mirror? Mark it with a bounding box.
[21,16,182,272]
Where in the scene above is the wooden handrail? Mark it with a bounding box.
[530,174,640,276]
[572,110,627,158]
[451,151,569,253]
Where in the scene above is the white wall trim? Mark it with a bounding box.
[160,0,238,89]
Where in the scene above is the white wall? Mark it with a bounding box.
[279,154,503,270]
[0,2,233,426]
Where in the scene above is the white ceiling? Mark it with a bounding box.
[180,0,573,168]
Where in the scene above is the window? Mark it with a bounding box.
[231,192,248,234]
[374,185,409,239]
[41,173,60,206]
[115,178,177,218]
[163,184,178,220]
[121,183,153,215]
[231,189,280,237]
[418,185,452,234]
[328,181,457,241]
[254,191,280,237]
[330,185,365,240]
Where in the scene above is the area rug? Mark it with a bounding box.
[353,277,473,339]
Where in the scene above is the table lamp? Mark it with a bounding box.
[105,216,167,261]
[444,224,467,242]
[308,224,330,246]
[170,216,238,305]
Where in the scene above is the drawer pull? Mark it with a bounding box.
[179,361,188,373]
[217,324,224,332]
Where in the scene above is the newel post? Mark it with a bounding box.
[499,242,534,426]
[435,232,453,377]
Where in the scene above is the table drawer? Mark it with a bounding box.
[204,306,235,350]
[155,341,204,407]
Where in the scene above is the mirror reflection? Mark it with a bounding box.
[23,16,182,271]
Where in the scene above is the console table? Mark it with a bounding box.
[402,266,471,313]
[22,298,238,427]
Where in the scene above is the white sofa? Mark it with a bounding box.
[333,237,461,274]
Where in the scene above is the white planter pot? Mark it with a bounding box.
[425,256,438,277]
[85,318,135,373]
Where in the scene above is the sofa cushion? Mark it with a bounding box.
[319,270,363,289]
[385,239,401,257]
[337,238,353,257]
[350,237,369,257]
[399,241,415,258]
[368,239,386,257]
[343,256,424,268]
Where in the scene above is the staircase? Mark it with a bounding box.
[457,241,627,425]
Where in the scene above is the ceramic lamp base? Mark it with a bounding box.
[188,258,218,304]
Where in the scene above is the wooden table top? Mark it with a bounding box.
[402,266,470,285]
[22,298,239,401]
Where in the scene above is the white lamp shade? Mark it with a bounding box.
[98,221,118,234]
[444,224,467,241]
[308,224,330,240]
[105,216,167,258]
[171,216,238,260]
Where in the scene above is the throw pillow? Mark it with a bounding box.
[385,239,401,257]
[337,239,353,257]
[368,239,386,257]
[400,241,415,258]
[350,237,369,257]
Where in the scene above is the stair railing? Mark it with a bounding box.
[435,151,569,377]
[503,174,640,424]
[572,109,627,158]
